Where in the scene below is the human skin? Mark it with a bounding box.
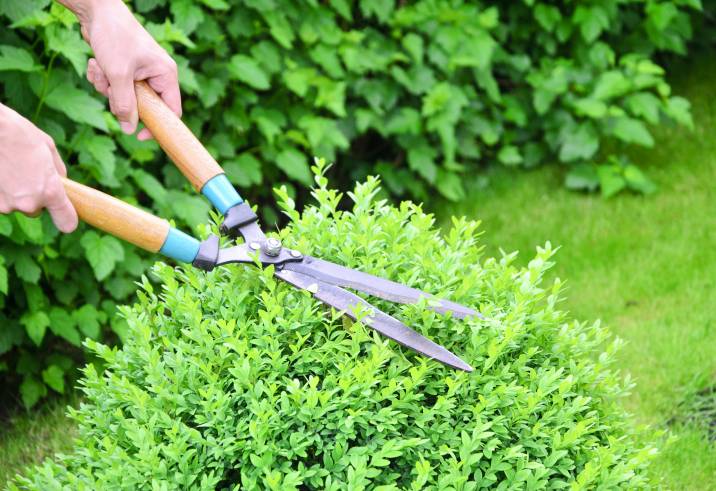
[0,0,181,232]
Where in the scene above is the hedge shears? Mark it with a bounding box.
[62,82,478,372]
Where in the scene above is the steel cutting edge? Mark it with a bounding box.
[275,268,474,372]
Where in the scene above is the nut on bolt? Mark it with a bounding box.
[263,238,282,257]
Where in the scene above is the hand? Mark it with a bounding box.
[78,0,181,140]
[0,104,78,233]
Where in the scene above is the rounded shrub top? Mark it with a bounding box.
[14,172,655,490]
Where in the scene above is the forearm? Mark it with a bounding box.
[56,0,126,28]
[55,0,98,25]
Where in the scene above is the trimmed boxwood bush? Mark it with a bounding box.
[11,168,657,489]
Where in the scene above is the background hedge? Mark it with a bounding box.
[0,0,703,407]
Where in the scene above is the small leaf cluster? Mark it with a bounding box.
[12,165,658,489]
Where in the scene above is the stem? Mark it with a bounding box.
[32,52,59,122]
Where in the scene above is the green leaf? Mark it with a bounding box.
[624,165,657,194]
[435,169,465,201]
[573,98,607,119]
[407,144,437,184]
[276,148,312,186]
[592,71,631,101]
[19,375,47,409]
[565,164,599,192]
[225,153,263,188]
[72,304,102,340]
[385,108,421,136]
[610,117,654,146]
[498,145,523,166]
[359,0,395,23]
[0,45,41,72]
[574,6,609,42]
[228,54,270,90]
[534,5,561,32]
[647,3,678,30]
[42,365,65,394]
[78,133,119,187]
[167,193,211,229]
[80,231,125,281]
[251,107,286,143]
[664,96,693,129]
[44,83,107,131]
[0,258,7,295]
[132,170,168,206]
[315,78,346,117]
[284,67,317,97]
[49,307,81,346]
[625,93,661,124]
[0,215,12,236]
[560,123,599,162]
[451,31,495,69]
[21,310,50,346]
[402,33,423,61]
[15,213,43,242]
[170,0,205,35]
[15,255,41,283]
[262,10,295,49]
[200,0,230,9]
[330,0,352,20]
[597,165,627,198]
[46,25,90,76]
[0,0,50,23]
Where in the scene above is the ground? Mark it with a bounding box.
[440,57,716,489]
[1,58,715,489]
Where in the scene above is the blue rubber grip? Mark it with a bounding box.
[159,228,201,263]
[201,174,243,214]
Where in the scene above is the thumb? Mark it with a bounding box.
[107,71,138,135]
[45,177,79,234]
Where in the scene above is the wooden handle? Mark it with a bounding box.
[63,178,170,253]
[135,81,224,191]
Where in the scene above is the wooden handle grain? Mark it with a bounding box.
[135,81,223,191]
[63,178,170,253]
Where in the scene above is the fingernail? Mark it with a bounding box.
[120,122,134,134]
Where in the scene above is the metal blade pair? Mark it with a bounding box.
[194,203,478,372]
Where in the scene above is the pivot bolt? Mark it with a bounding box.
[264,238,282,257]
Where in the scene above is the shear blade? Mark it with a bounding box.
[275,268,473,372]
[282,257,481,319]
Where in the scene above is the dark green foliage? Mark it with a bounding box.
[11,168,657,489]
[0,0,702,407]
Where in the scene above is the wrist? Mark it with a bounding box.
[59,0,124,31]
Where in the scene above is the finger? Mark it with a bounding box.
[137,128,153,141]
[106,70,139,134]
[147,63,182,117]
[87,59,110,97]
[41,137,67,178]
[44,178,78,233]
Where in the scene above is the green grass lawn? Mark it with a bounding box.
[0,396,76,485]
[2,58,716,489]
[440,57,716,489]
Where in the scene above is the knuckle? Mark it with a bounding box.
[14,197,40,214]
[112,101,133,117]
[106,67,132,83]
